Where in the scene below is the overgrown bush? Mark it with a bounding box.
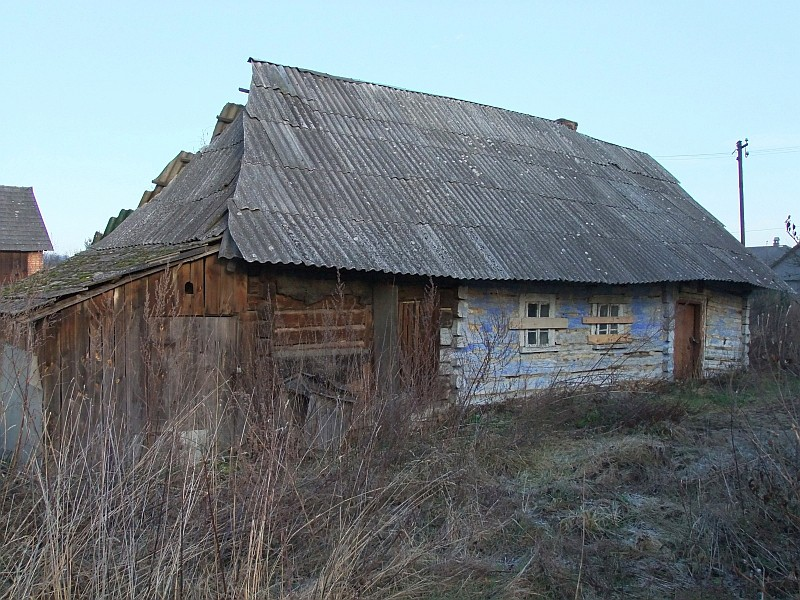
[749,289,800,373]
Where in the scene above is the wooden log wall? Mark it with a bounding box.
[241,270,375,398]
[450,283,671,400]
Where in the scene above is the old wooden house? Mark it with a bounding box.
[1,59,786,454]
[0,186,53,285]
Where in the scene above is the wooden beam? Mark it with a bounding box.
[509,317,569,330]
[587,333,632,345]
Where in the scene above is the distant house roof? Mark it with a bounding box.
[0,186,53,252]
[748,244,791,267]
[748,240,800,293]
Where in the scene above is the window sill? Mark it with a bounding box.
[587,334,632,345]
[520,346,559,354]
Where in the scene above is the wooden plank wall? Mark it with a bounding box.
[32,256,461,449]
[0,251,40,284]
[35,255,249,446]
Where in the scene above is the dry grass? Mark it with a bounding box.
[0,290,799,598]
[5,374,797,599]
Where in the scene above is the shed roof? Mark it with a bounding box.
[0,240,217,314]
[0,186,53,252]
[88,60,786,290]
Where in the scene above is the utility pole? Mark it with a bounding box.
[736,138,749,245]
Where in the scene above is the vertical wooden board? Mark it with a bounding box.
[675,302,701,380]
[204,256,223,316]
[57,306,79,444]
[86,304,101,406]
[37,319,60,435]
[75,302,93,439]
[191,259,205,316]
[145,270,175,317]
[56,312,70,439]
[113,285,128,433]
[126,279,146,436]
[234,270,249,314]
[102,287,122,431]
[176,263,194,316]
[221,269,248,316]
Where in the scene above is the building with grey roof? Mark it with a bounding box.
[748,237,800,293]
[0,186,53,285]
[0,59,787,454]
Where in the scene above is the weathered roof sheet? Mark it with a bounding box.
[0,186,53,252]
[747,244,791,268]
[219,60,781,288]
[0,240,218,314]
[95,108,244,249]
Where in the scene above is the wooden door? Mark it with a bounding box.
[674,302,702,380]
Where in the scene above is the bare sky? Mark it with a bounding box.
[1,1,797,254]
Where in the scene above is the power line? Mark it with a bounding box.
[655,144,800,161]
[747,227,785,233]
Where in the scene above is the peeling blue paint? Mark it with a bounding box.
[444,282,749,400]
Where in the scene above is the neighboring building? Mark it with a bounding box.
[0,60,786,453]
[0,186,53,284]
[747,237,800,293]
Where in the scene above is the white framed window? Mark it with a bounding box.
[593,303,623,336]
[583,298,634,344]
[512,294,568,352]
[524,298,553,348]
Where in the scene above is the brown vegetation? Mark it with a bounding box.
[0,289,799,598]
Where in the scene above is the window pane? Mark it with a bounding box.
[599,304,609,317]
[610,324,620,335]
[540,303,550,318]
[527,303,538,318]
[598,323,608,335]
[527,330,537,346]
[610,304,620,317]
[539,329,549,345]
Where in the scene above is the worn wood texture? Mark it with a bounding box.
[674,302,702,379]
[33,255,248,448]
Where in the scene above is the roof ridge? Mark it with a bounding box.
[247,58,663,167]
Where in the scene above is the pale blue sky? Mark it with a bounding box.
[1,1,798,254]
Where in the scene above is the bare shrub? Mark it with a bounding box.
[718,393,800,597]
[750,289,800,373]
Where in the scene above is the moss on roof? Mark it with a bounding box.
[0,240,219,315]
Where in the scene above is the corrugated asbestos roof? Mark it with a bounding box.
[95,109,244,249]
[0,186,53,252]
[33,60,785,298]
[219,60,781,288]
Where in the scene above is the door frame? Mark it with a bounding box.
[674,299,705,380]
